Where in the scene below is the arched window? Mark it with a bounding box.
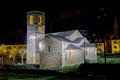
[48,46,50,52]
[29,15,33,25]
[38,16,42,25]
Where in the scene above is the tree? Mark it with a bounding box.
[19,48,26,64]
[11,48,18,64]
[0,47,8,65]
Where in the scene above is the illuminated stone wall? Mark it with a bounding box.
[27,31,36,64]
[61,41,84,67]
[81,47,97,63]
[64,50,84,66]
[39,35,62,69]
[40,53,62,69]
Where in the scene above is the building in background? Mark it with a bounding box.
[108,15,120,54]
[89,15,120,54]
[91,39,104,54]
[111,39,120,54]
[80,30,105,54]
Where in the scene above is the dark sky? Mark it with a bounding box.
[0,0,120,44]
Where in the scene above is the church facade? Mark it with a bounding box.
[27,10,97,69]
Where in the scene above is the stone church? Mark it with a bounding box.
[27,10,97,69]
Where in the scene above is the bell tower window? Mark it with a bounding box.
[38,16,42,25]
[29,15,33,25]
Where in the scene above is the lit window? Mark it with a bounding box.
[38,16,42,25]
[29,15,33,25]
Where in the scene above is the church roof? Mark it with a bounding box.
[51,35,84,43]
[27,10,45,15]
[49,30,84,43]
[51,35,74,42]
[79,42,95,47]
[50,30,77,36]
[46,30,94,49]
[65,44,80,50]
[74,38,84,43]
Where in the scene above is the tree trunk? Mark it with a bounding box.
[13,56,15,64]
[21,56,24,64]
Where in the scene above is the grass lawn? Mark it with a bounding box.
[97,57,120,64]
[0,72,55,80]
[0,71,82,80]
[0,65,82,80]
[57,65,80,73]
[1,58,120,80]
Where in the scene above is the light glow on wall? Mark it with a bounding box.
[37,26,42,33]
[39,42,44,51]
[29,36,36,39]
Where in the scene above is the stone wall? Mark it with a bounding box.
[81,47,97,63]
[39,36,62,69]
[66,30,83,41]
[40,53,62,69]
[64,50,84,66]
[27,31,36,64]
[27,31,44,64]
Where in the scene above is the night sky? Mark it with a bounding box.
[0,0,120,44]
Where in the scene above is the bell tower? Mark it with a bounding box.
[27,10,45,64]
